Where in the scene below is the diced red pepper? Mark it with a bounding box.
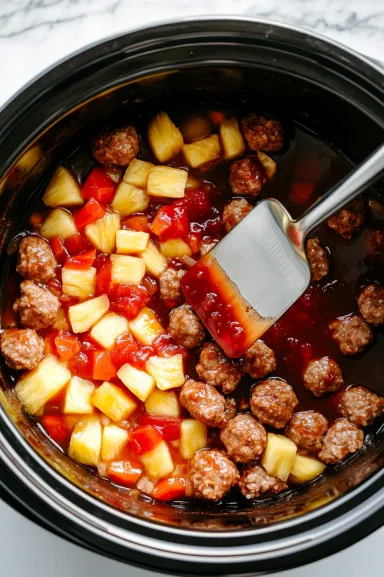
[50,236,68,265]
[92,350,117,381]
[68,351,93,380]
[129,346,155,370]
[75,198,106,230]
[129,425,163,455]
[95,261,112,295]
[110,332,140,368]
[289,181,315,205]
[152,333,187,359]
[152,477,186,501]
[64,233,89,256]
[44,331,58,356]
[139,415,181,442]
[122,215,149,232]
[54,331,81,361]
[150,204,189,241]
[107,460,143,486]
[181,188,212,221]
[65,249,96,269]
[208,111,225,125]
[82,166,116,204]
[42,415,69,446]
[109,283,150,319]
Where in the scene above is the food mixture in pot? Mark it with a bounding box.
[1,109,383,503]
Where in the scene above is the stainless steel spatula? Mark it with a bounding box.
[182,144,384,357]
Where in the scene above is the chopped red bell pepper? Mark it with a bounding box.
[181,188,212,221]
[107,460,143,486]
[64,232,89,256]
[129,425,163,455]
[92,350,117,381]
[150,204,189,241]
[139,415,181,442]
[288,181,315,205]
[65,249,96,269]
[110,332,140,368]
[50,236,68,265]
[54,331,81,361]
[68,351,93,380]
[42,415,69,446]
[95,261,112,295]
[152,333,187,359]
[75,197,106,230]
[109,283,150,319]
[208,111,225,125]
[152,477,186,501]
[129,346,155,370]
[82,166,116,204]
[122,215,149,232]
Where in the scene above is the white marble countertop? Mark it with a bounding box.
[0,1,383,576]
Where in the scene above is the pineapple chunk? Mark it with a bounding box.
[123,159,153,188]
[101,424,129,462]
[68,295,110,333]
[262,433,297,482]
[148,111,184,162]
[290,454,326,484]
[147,166,187,199]
[140,440,174,480]
[181,115,211,143]
[116,230,149,254]
[15,355,71,415]
[63,376,94,414]
[53,308,70,330]
[159,238,192,259]
[219,117,245,160]
[43,166,84,207]
[40,208,77,240]
[92,381,138,422]
[117,363,156,402]
[90,312,129,350]
[183,135,221,168]
[146,354,185,391]
[180,419,207,459]
[129,307,164,345]
[68,415,102,466]
[112,182,149,217]
[110,254,145,284]
[62,267,96,299]
[142,241,167,277]
[257,151,277,180]
[84,212,120,254]
[186,174,202,190]
[145,389,180,416]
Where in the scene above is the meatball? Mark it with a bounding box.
[179,379,236,427]
[159,268,185,301]
[222,199,253,232]
[0,328,44,371]
[318,418,364,464]
[188,449,239,501]
[92,126,139,166]
[357,284,384,326]
[250,378,298,429]
[16,235,57,283]
[243,340,276,380]
[168,304,205,349]
[200,239,218,256]
[196,342,242,394]
[229,156,267,197]
[327,199,365,239]
[329,314,373,356]
[306,237,330,282]
[13,280,60,331]
[220,414,267,463]
[337,386,384,427]
[238,464,287,499]
[241,114,284,153]
[285,411,328,451]
[303,357,344,397]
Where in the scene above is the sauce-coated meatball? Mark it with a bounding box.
[318,418,364,464]
[92,126,139,166]
[196,342,242,394]
[243,340,276,380]
[285,411,328,451]
[16,235,57,283]
[229,156,267,197]
[168,304,205,349]
[303,357,344,397]
[222,198,253,232]
[250,378,298,429]
[241,114,284,153]
[238,464,287,499]
[13,280,60,331]
[0,328,44,371]
[159,268,185,301]
[337,386,384,427]
[189,449,239,501]
[357,284,384,326]
[329,314,373,356]
[306,237,330,282]
[220,414,267,463]
[327,199,365,239]
[179,379,236,427]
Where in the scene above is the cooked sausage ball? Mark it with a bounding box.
[180,379,236,427]
[329,314,373,356]
[337,386,384,427]
[238,464,287,499]
[220,414,267,463]
[327,199,365,239]
[188,449,239,501]
[16,235,57,284]
[196,342,242,394]
[241,114,284,153]
[306,237,330,282]
[0,328,44,371]
[229,156,267,197]
[159,268,185,302]
[357,284,384,326]
[168,304,205,349]
[303,357,344,397]
[250,378,298,429]
[222,199,253,232]
[92,126,139,166]
[13,280,60,331]
[285,411,328,451]
[243,340,276,380]
[318,418,364,464]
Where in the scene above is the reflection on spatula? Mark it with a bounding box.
[182,145,384,358]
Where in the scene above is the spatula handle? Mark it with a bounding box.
[295,144,384,238]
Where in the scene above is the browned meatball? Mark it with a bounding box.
[337,386,384,427]
[16,235,57,283]
[327,199,365,239]
[306,237,330,282]
[159,268,185,301]
[329,314,373,356]
[0,328,44,371]
[243,340,276,379]
[196,342,242,394]
[303,357,344,397]
[285,411,328,451]
[92,126,139,166]
[220,414,267,463]
[241,114,284,153]
[188,449,239,501]
[238,464,287,499]
[318,418,364,464]
[13,280,60,331]
[229,156,267,197]
[357,284,384,326]
[222,199,253,232]
[179,379,236,427]
[250,378,298,429]
[168,304,205,349]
